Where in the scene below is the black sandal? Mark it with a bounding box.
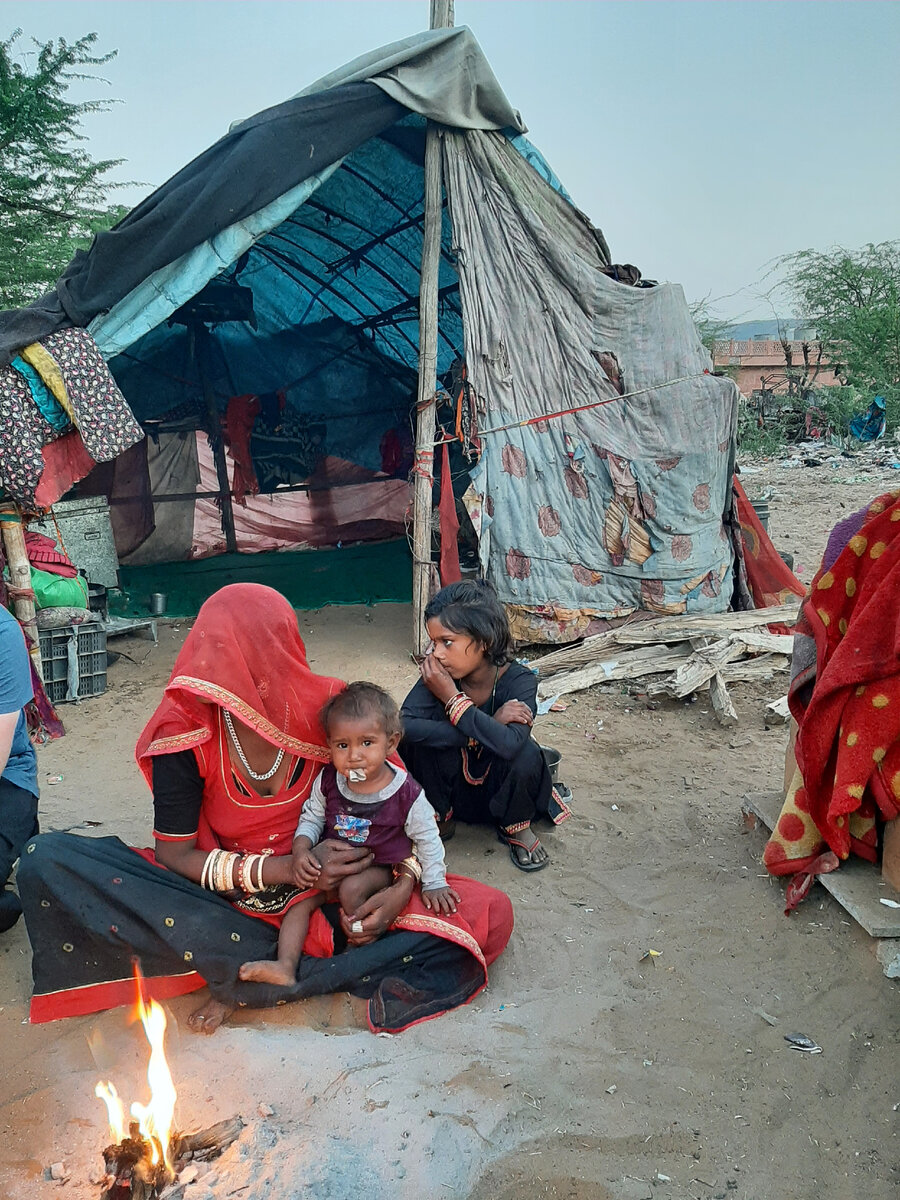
[497,830,549,872]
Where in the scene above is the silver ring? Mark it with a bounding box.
[350,920,364,934]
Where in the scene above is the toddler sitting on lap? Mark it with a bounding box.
[240,682,458,986]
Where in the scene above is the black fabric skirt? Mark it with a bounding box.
[0,776,39,883]
[399,734,557,829]
[17,832,484,1033]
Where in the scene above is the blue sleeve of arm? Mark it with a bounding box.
[0,616,34,714]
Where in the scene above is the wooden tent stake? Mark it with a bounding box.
[411,0,454,654]
[0,504,42,675]
[190,323,238,555]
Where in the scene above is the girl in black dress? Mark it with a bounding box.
[400,581,570,872]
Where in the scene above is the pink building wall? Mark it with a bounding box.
[713,340,840,397]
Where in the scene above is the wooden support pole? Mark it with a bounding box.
[191,323,238,555]
[411,0,454,654]
[0,504,42,676]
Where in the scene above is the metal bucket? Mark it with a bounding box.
[149,592,168,616]
[750,498,770,531]
[540,745,561,783]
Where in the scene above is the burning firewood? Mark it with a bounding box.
[94,965,243,1199]
[100,1116,244,1199]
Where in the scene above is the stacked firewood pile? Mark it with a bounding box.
[534,602,800,727]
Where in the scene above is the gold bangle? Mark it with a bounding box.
[213,850,225,893]
[447,696,474,726]
[394,854,422,882]
[209,849,224,892]
[237,854,254,894]
[216,850,237,893]
[199,851,216,891]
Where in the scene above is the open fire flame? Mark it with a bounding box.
[94,963,178,1174]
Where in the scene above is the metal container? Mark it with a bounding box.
[29,496,119,588]
[540,745,561,783]
[750,498,770,531]
[149,592,168,616]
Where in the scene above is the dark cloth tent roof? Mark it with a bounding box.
[0,27,533,371]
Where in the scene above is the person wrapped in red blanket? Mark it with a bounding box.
[764,491,900,908]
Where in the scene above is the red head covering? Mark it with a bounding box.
[136,583,343,785]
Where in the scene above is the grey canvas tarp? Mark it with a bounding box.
[294,27,525,132]
[120,433,201,565]
[444,130,739,639]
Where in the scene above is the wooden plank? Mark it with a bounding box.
[646,653,786,697]
[0,504,42,676]
[611,603,799,646]
[669,637,743,698]
[719,654,788,684]
[766,695,791,722]
[192,324,238,556]
[536,602,800,678]
[709,672,738,726]
[535,643,691,700]
[533,627,628,676]
[743,790,900,938]
[411,0,454,654]
[732,631,795,655]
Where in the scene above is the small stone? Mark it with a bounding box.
[257,1102,275,1117]
[179,1164,199,1185]
[48,1163,66,1181]
[606,1084,618,1095]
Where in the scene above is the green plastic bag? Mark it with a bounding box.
[29,566,89,611]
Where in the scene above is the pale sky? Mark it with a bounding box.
[3,1,898,320]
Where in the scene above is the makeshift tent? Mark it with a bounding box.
[0,26,740,641]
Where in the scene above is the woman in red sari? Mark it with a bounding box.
[764,490,900,906]
[18,584,513,1033]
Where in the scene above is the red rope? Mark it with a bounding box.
[476,369,712,437]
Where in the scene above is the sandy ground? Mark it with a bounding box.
[1,461,898,1200]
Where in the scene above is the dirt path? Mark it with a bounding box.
[0,466,896,1200]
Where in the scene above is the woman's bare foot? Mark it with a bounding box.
[187,995,234,1035]
[238,959,296,986]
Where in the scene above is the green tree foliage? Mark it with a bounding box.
[688,297,732,358]
[0,30,125,309]
[777,242,900,417]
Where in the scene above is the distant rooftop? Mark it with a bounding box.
[723,318,818,341]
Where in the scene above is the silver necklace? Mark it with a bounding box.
[223,709,284,782]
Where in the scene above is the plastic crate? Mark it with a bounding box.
[38,624,107,703]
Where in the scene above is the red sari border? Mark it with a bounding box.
[30,970,206,1024]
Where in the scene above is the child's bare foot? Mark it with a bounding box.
[238,959,297,986]
[187,996,234,1035]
